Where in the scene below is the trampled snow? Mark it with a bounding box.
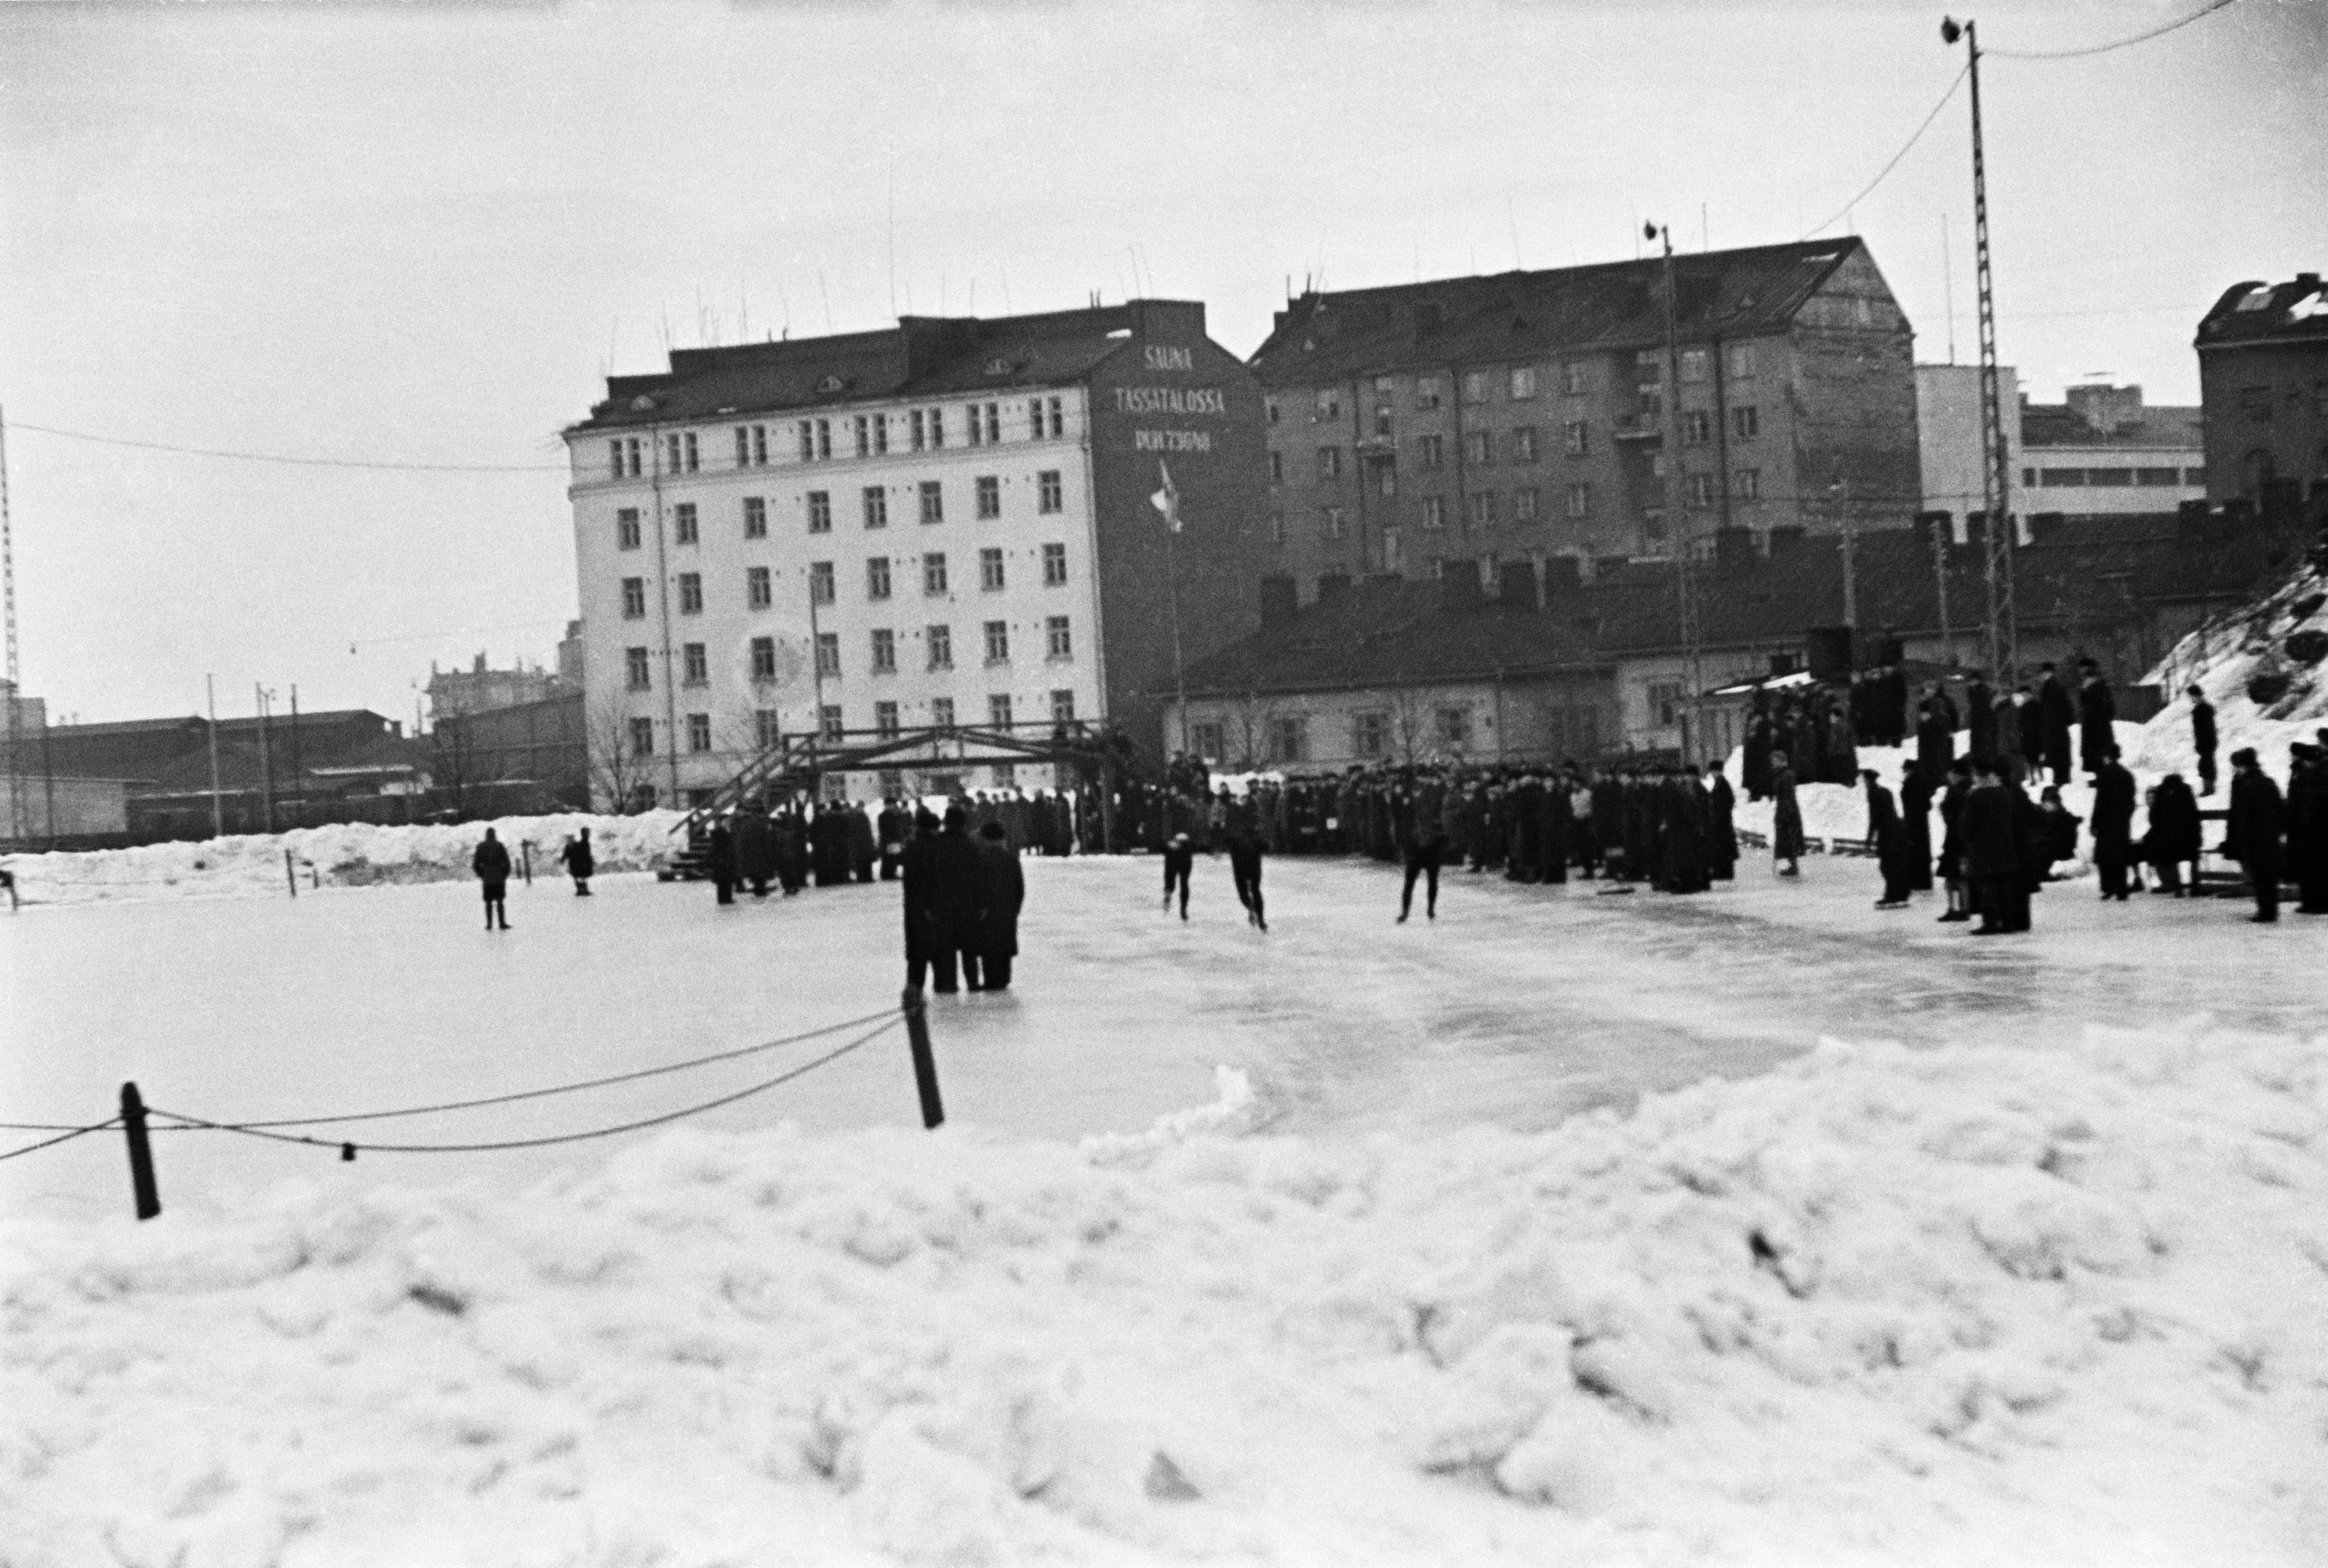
[6,832,2327,1562]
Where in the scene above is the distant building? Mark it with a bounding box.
[1249,238,1921,604]
[1916,362,2023,534]
[432,689,588,811]
[1,679,132,841]
[556,620,585,687]
[426,652,570,723]
[562,300,1269,808]
[2019,383,2204,519]
[2195,272,2328,515]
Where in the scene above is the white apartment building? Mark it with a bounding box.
[564,303,1268,806]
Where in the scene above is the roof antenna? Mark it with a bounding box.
[777,278,791,340]
[818,271,834,336]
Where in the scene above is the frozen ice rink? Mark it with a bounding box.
[8,848,2324,1219]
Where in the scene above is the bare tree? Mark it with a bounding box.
[1226,689,1282,770]
[1384,679,1432,766]
[585,694,650,813]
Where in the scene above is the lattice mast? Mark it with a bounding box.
[1950,18,2019,682]
[1,406,24,843]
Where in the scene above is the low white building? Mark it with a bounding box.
[2018,383,2204,519]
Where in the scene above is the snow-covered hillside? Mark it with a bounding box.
[2131,560,2328,781]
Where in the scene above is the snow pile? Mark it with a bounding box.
[0,811,687,906]
[2132,564,2328,781]
[7,1025,2324,1565]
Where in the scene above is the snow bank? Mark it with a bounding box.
[7,1025,2323,1565]
[2132,564,2328,782]
[0,811,687,906]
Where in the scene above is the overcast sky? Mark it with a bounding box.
[3,0,2320,726]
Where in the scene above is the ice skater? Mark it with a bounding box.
[560,827,594,896]
[1161,832,1195,920]
[472,828,513,930]
[1398,774,1450,922]
[1769,750,1804,876]
[1228,823,1267,930]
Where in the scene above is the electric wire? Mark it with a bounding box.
[1799,63,1970,241]
[146,1014,903,1155]
[7,422,568,474]
[1988,0,2240,60]
[0,1119,121,1163]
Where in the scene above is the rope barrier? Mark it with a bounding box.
[0,1119,122,1163]
[147,1015,903,1156]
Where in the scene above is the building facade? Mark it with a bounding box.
[2018,383,2204,519]
[1248,238,1919,607]
[2196,273,2328,514]
[564,301,1267,807]
[1916,362,2023,532]
[426,653,572,723]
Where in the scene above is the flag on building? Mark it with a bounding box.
[1150,462,1181,533]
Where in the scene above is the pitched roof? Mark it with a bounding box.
[2195,275,2328,352]
[1248,239,1876,388]
[570,301,1205,432]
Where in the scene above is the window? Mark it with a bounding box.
[815,632,840,677]
[1726,344,1758,381]
[976,403,1001,444]
[980,547,1005,591]
[984,619,1010,664]
[744,497,766,539]
[1269,715,1307,764]
[677,572,703,614]
[2138,466,2183,486]
[1378,465,1397,498]
[672,502,697,544]
[1462,371,1490,405]
[1435,707,1471,749]
[621,577,646,619]
[753,424,769,465]
[926,408,945,448]
[1038,470,1063,513]
[923,553,949,595]
[1269,451,1284,484]
[808,491,832,533]
[1374,403,1394,438]
[1513,426,1539,463]
[1647,681,1686,728]
[1380,527,1404,571]
[1468,492,1496,528]
[625,645,651,690]
[750,636,777,682]
[1418,434,1445,470]
[989,693,1014,728]
[853,415,872,458]
[1566,482,1592,518]
[1563,362,1589,396]
[871,628,897,673]
[1313,388,1341,420]
[1269,509,1287,544]
[1318,446,1342,479]
[872,413,888,455]
[2023,466,2039,486]
[1422,496,1446,531]
[2241,386,2273,425]
[1686,473,1717,508]
[1050,689,1076,723]
[867,556,893,600]
[1732,405,1760,441]
[931,696,955,729]
[918,481,944,524]
[1563,420,1589,456]
[1044,615,1071,660]
[976,476,1001,519]
[1680,349,1709,384]
[1190,721,1225,762]
[686,712,711,752]
[1734,469,1762,502]
[910,409,927,451]
[1682,410,1711,447]
[755,708,781,748]
[1636,386,1663,421]
[629,716,655,757]
[927,623,954,669]
[2040,468,2088,487]
[1265,398,1280,426]
[1028,396,1063,439]
[1509,366,1537,400]
[1635,349,1664,384]
[1042,542,1068,585]
[2089,468,2135,487]
[1353,711,1388,758]
[667,433,698,473]
[810,561,835,604]
[616,508,642,550]
[798,421,816,462]
[1322,506,1346,540]
[1416,377,1443,410]
[814,419,830,460]
[819,706,844,742]
[1515,486,1539,520]
[862,486,888,529]
[874,700,900,738]
[610,440,626,479]
[682,642,708,685]
[1465,430,1492,465]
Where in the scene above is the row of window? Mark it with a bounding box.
[618,544,1070,620]
[615,473,1065,552]
[2023,465,2202,488]
[1271,346,1763,426]
[1186,697,1567,766]
[1269,468,1773,543]
[1275,409,1761,485]
[612,398,1070,479]
[621,617,1073,692]
[626,689,1079,757]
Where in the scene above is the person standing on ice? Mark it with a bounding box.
[973,821,1025,989]
[706,818,737,906]
[2227,747,2284,923]
[1935,757,1974,922]
[471,828,513,931]
[2144,772,2201,895]
[2076,659,2118,776]
[2090,748,2139,901]
[1864,768,1912,908]
[2036,663,2076,785]
[927,806,987,989]
[2187,685,2219,796]
[1703,762,1737,882]
[1161,831,1196,920]
[1768,749,1804,877]
[558,827,594,896]
[1397,771,1451,921]
[1960,759,2026,934]
[2282,741,2327,915]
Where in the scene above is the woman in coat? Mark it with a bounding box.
[1770,750,1805,877]
[558,827,595,896]
[973,821,1026,989]
[1703,762,1737,881]
[2144,773,2202,895]
[1864,769,1913,908]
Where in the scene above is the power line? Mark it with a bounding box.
[1800,63,1970,240]
[9,421,568,474]
[0,1119,119,1163]
[1989,0,2240,60]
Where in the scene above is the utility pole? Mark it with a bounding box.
[1649,221,1703,764]
[254,684,274,834]
[1931,523,1956,667]
[289,685,302,829]
[1945,16,2017,685]
[207,674,224,838]
[0,404,24,847]
[1834,478,1858,628]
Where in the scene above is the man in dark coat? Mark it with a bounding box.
[2090,748,2138,900]
[2036,663,2076,785]
[1399,774,1450,921]
[1900,764,1936,893]
[1162,831,1197,920]
[877,799,912,880]
[2188,685,2218,796]
[925,806,988,987]
[472,828,513,931]
[2227,748,2284,922]
[2014,685,2046,785]
[1966,673,1998,762]
[2285,743,2328,915]
[1865,770,1911,908]
[1702,762,1737,881]
[2077,659,2117,775]
[900,808,941,988]
[706,819,737,906]
[1935,758,1974,921]
[1227,813,1268,930]
[733,807,776,898]
[1661,774,1709,895]
[973,821,1025,988]
[1913,685,1957,788]
[1959,762,2021,934]
[2144,773,2202,895]
[558,827,595,896]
